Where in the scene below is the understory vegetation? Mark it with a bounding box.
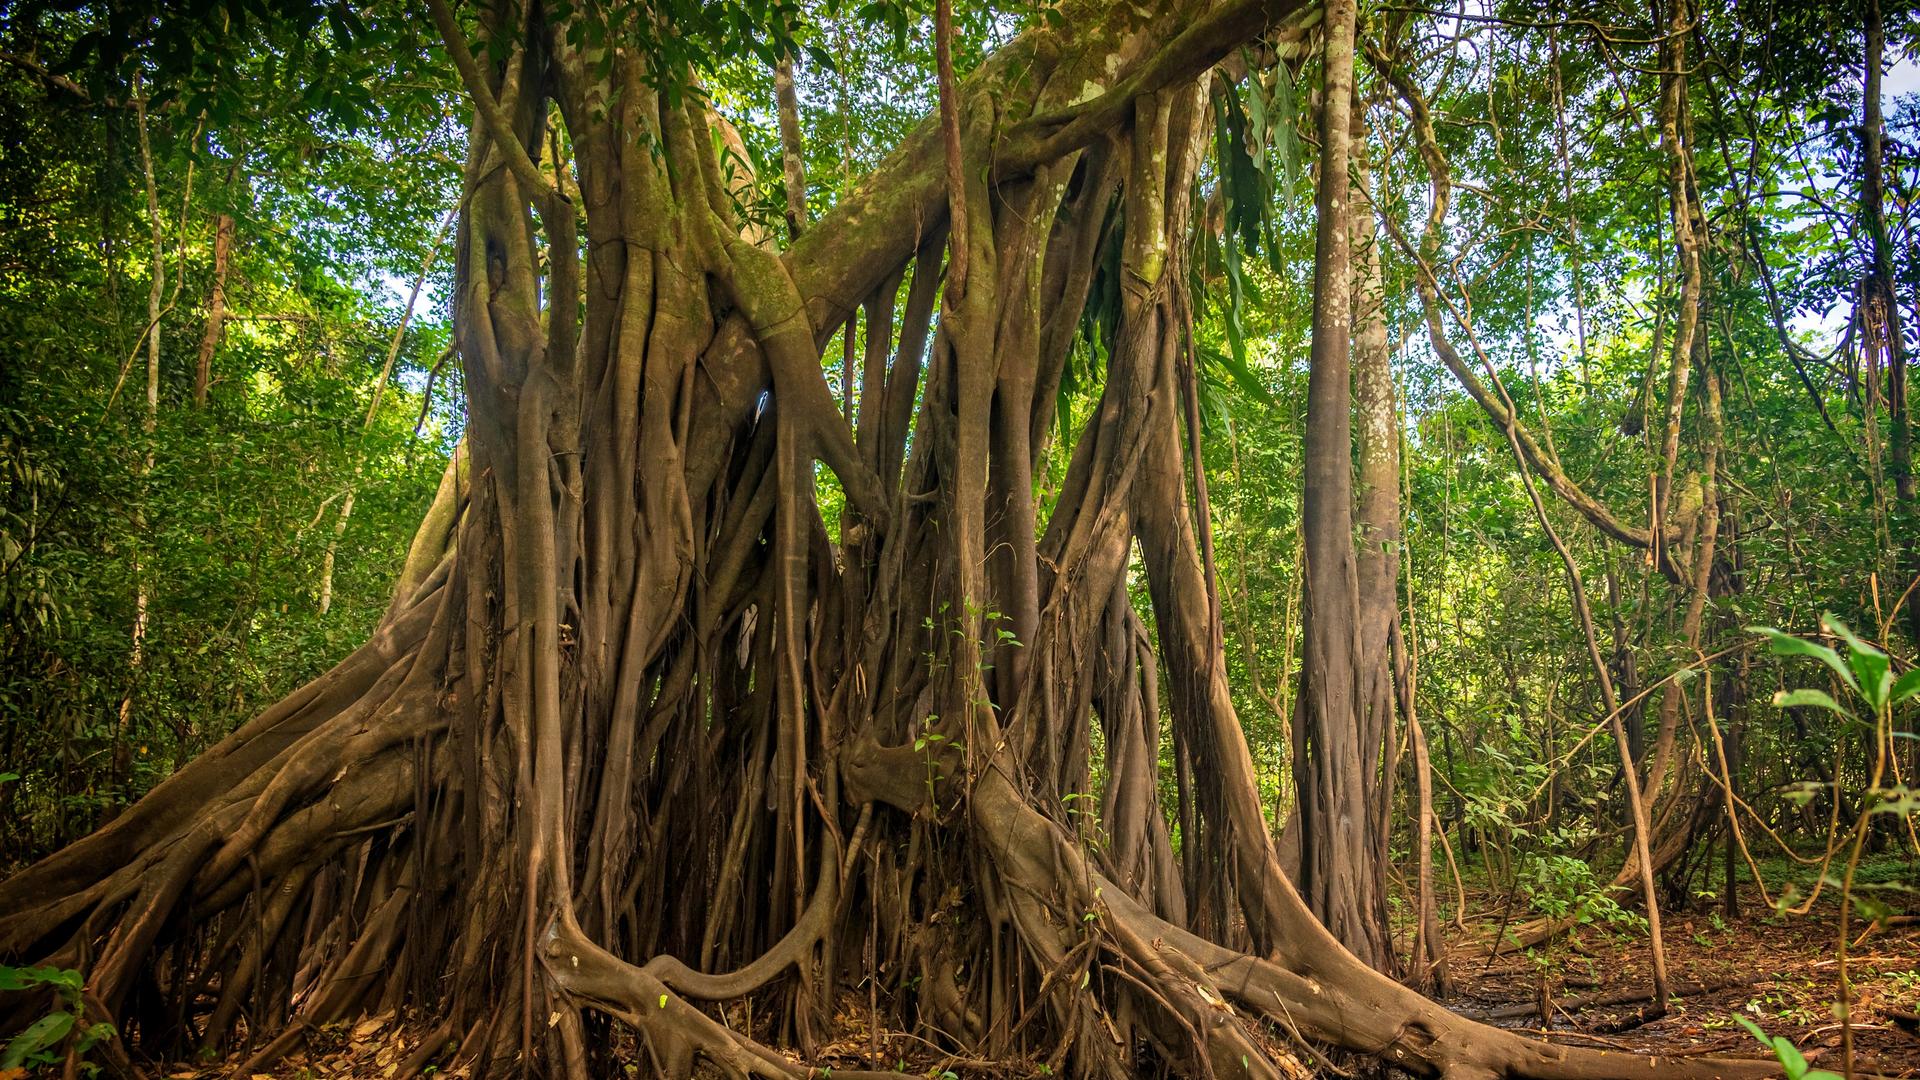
[0,0,1916,1075]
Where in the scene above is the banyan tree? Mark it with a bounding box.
[0,0,1788,1075]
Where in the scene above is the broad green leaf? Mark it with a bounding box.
[1890,667,1920,704]
[1198,343,1275,407]
[74,1020,116,1054]
[2,1009,76,1069]
[1211,90,1254,384]
[1771,688,1852,718]
[1868,786,1920,816]
[1780,781,1829,807]
[1749,625,1857,692]
[0,966,82,994]
[1824,616,1890,709]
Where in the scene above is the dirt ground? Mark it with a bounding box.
[1441,879,1920,1078]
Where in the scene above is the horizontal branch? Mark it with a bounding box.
[1001,0,1317,171]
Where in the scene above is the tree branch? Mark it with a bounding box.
[423,0,561,206]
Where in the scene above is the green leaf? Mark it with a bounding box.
[1267,62,1300,203]
[1822,613,1873,655]
[1211,89,1258,379]
[1749,625,1857,692]
[0,966,82,994]
[2,1009,76,1069]
[1780,781,1828,807]
[1198,343,1275,407]
[74,1020,116,1055]
[1892,667,1920,704]
[1824,615,1891,709]
[1868,785,1920,816]
[1771,689,1852,718]
[1217,88,1265,256]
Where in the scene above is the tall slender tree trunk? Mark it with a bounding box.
[1382,30,1671,998]
[1652,0,1702,582]
[1292,0,1392,973]
[1865,0,1916,642]
[1346,113,1400,975]
[194,209,234,407]
[1510,370,1676,1016]
[318,213,450,614]
[113,89,165,795]
[774,56,809,242]
[1396,620,1448,992]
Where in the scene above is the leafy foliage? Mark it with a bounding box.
[0,965,113,1073]
[0,7,455,862]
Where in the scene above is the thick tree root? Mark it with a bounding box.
[959,761,1785,1080]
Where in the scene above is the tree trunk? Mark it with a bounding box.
[1345,110,1400,975]
[1291,0,1395,975]
[774,55,808,241]
[318,214,450,615]
[1652,0,1703,581]
[194,210,233,407]
[112,88,165,796]
[1396,620,1449,993]
[1864,0,1916,642]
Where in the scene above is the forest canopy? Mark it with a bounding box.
[0,0,1917,1076]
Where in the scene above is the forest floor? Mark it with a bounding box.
[136,857,1919,1079]
[1443,852,1920,1078]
